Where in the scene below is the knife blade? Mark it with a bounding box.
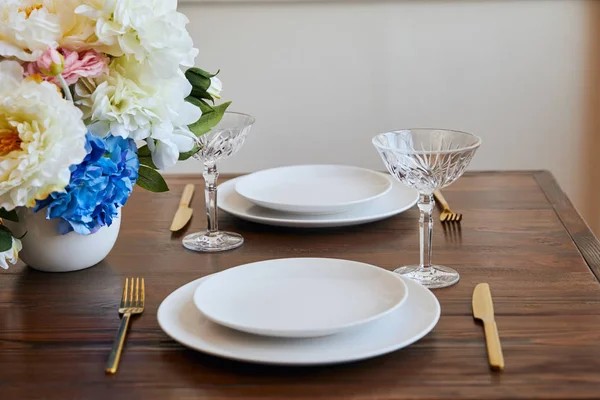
[170,184,195,232]
[472,283,505,370]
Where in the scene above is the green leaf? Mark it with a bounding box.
[188,101,231,137]
[186,68,220,104]
[136,145,159,171]
[186,96,216,114]
[197,99,216,114]
[137,145,151,157]
[136,166,169,193]
[191,89,215,103]
[179,147,200,161]
[185,96,203,108]
[138,155,157,170]
[0,226,14,252]
[185,68,211,91]
[0,208,18,222]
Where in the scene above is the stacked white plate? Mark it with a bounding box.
[218,165,419,228]
[157,258,441,365]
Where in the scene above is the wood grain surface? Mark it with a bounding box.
[1,171,599,400]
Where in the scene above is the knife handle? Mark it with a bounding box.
[180,184,195,207]
[484,320,505,370]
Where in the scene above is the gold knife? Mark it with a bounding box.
[170,184,195,231]
[472,283,505,370]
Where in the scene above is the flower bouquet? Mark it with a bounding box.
[0,0,230,270]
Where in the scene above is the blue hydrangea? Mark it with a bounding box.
[34,133,139,235]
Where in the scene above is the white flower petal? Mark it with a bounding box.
[208,76,222,100]
[171,127,196,152]
[0,237,22,269]
[151,139,179,170]
[88,120,111,137]
[0,3,61,62]
[176,101,203,127]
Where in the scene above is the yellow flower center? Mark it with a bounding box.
[19,4,43,18]
[24,74,44,84]
[0,129,22,156]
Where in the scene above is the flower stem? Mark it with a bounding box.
[56,74,73,102]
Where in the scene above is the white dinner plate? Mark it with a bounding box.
[192,258,408,338]
[157,272,440,366]
[235,165,392,214]
[219,174,418,228]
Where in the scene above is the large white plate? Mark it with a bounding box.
[192,258,408,338]
[219,174,418,228]
[235,165,392,214]
[157,271,440,366]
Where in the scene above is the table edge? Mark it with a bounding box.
[533,171,600,283]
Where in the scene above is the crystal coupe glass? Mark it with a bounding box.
[183,112,255,252]
[372,129,481,288]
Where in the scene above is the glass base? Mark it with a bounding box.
[393,265,459,289]
[182,231,244,252]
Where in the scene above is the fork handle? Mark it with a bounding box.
[433,190,450,211]
[106,312,131,374]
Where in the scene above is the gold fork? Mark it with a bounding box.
[106,277,145,374]
[434,190,462,223]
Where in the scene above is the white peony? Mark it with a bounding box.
[75,56,201,170]
[0,235,21,269]
[0,1,61,62]
[48,0,100,51]
[75,0,198,79]
[0,0,100,62]
[0,60,88,210]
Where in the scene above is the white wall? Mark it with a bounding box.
[173,0,600,233]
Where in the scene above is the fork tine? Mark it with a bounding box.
[141,278,145,308]
[458,213,463,222]
[441,214,447,223]
[121,278,128,309]
[135,277,139,308]
[129,277,134,307]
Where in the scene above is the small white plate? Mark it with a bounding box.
[219,174,418,228]
[193,258,408,338]
[157,273,440,366]
[235,165,392,214]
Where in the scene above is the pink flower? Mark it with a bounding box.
[25,48,109,85]
[35,47,64,76]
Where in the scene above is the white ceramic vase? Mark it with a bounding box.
[4,208,121,272]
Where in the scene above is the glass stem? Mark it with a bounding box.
[418,193,434,271]
[203,162,219,235]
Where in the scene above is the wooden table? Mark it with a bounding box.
[1,171,600,400]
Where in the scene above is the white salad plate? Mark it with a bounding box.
[219,174,418,228]
[234,165,392,215]
[192,258,408,338]
[157,270,440,366]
